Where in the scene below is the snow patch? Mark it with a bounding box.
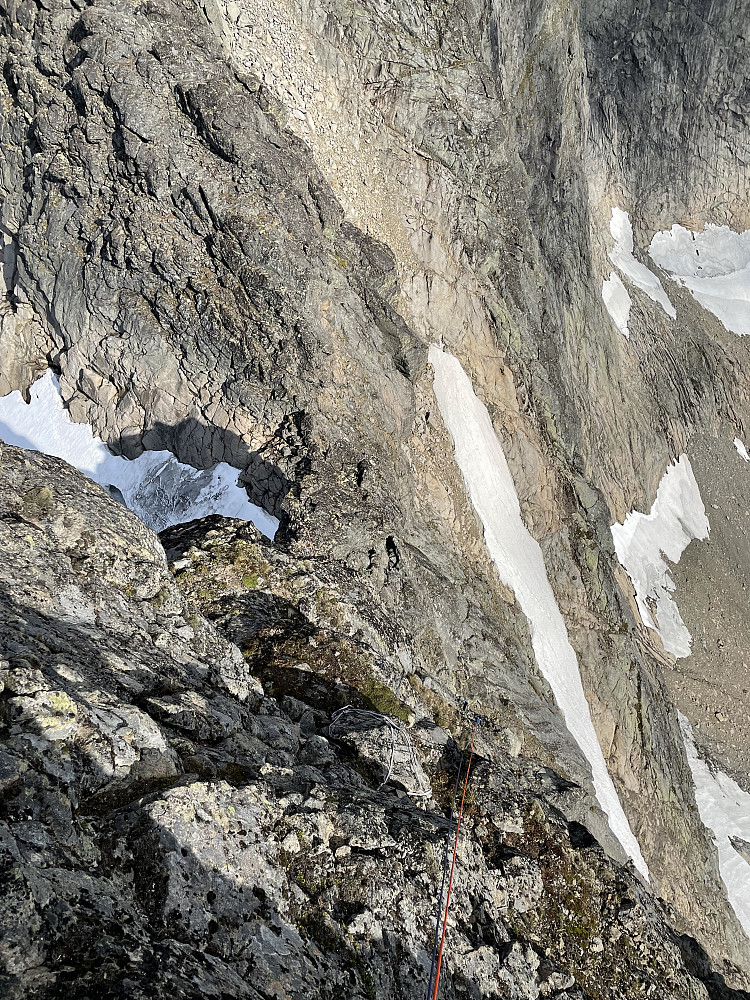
[609,208,676,319]
[611,456,708,658]
[429,345,649,880]
[0,371,278,537]
[649,224,750,335]
[735,438,750,462]
[680,713,750,936]
[602,271,631,338]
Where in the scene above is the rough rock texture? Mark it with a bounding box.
[1,0,750,990]
[666,434,750,788]
[1,447,748,1000]
[583,0,750,234]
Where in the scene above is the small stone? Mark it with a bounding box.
[505,729,523,756]
[281,832,300,854]
[23,485,53,510]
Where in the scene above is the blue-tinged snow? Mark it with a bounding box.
[602,271,632,338]
[429,345,649,880]
[0,371,278,538]
[680,713,750,936]
[608,208,676,319]
[611,456,708,659]
[734,438,750,462]
[649,224,750,336]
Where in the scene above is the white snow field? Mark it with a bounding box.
[611,456,708,659]
[734,437,750,462]
[649,223,750,335]
[608,208,676,319]
[429,345,649,879]
[680,713,750,936]
[0,371,278,538]
[601,271,632,338]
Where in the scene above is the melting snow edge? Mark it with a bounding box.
[611,456,708,659]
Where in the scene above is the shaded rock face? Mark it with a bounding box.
[582,0,750,234]
[0,0,750,991]
[0,448,748,1000]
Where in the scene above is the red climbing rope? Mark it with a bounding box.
[425,744,464,1000]
[430,717,478,1000]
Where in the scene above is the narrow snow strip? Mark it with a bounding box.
[429,345,649,879]
[649,223,750,335]
[611,457,708,658]
[0,371,278,538]
[734,438,750,462]
[602,271,631,338]
[609,208,676,319]
[680,713,750,936]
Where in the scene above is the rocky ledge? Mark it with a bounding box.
[1,445,748,1000]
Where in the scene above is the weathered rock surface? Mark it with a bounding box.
[1,0,750,990]
[0,447,748,1000]
[666,434,750,788]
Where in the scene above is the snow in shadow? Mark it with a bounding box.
[0,371,278,537]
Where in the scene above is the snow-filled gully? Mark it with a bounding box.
[601,207,676,339]
[0,371,278,538]
[429,345,649,880]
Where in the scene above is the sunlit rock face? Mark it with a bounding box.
[2,0,750,992]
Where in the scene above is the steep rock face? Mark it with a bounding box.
[0,446,748,999]
[1,0,610,831]
[1,0,749,986]
[582,0,750,820]
[0,0,571,783]
[582,0,750,233]
[186,6,750,966]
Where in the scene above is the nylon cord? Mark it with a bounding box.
[431,718,478,1000]
[425,744,465,1000]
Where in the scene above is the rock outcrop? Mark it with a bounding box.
[1,0,750,992]
[1,446,748,999]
